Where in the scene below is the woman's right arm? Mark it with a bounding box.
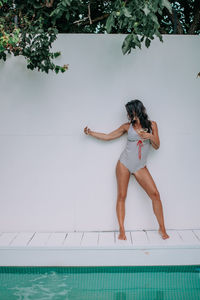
[84,123,128,141]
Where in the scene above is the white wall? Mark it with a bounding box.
[0,34,199,231]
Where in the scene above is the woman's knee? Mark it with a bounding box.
[117,192,127,202]
[150,189,160,199]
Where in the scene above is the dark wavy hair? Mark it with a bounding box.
[125,99,152,133]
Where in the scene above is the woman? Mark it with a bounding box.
[84,99,169,241]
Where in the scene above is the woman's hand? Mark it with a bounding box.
[84,126,91,135]
[137,121,160,150]
[137,130,151,140]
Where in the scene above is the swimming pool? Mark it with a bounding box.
[0,265,200,299]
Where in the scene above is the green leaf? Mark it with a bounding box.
[65,12,70,20]
[155,30,163,42]
[132,35,141,49]
[151,1,158,13]
[145,37,151,48]
[122,34,133,55]
[60,67,66,73]
[105,12,115,33]
[143,4,150,16]
[140,36,145,42]
[55,66,60,74]
[65,0,72,6]
[53,51,61,58]
[33,3,42,9]
[162,0,172,14]
[149,13,159,26]
[123,7,132,18]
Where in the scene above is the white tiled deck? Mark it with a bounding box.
[0,229,200,266]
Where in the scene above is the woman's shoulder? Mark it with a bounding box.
[150,120,157,127]
[150,120,158,133]
[121,122,131,132]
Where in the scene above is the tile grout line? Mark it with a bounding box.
[26,232,36,246]
[192,230,200,242]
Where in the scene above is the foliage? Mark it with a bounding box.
[0,0,199,74]
[105,0,172,54]
[0,0,68,73]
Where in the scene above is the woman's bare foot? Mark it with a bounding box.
[158,227,170,239]
[118,228,127,240]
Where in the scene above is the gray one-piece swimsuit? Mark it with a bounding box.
[119,122,152,174]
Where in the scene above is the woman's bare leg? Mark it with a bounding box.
[115,160,131,240]
[133,166,169,239]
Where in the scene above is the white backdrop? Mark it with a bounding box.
[0,34,199,231]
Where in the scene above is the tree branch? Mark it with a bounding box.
[188,0,200,34]
[73,13,110,26]
[164,7,184,34]
[88,2,92,25]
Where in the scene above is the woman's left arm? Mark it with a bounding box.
[149,121,160,150]
[137,121,160,150]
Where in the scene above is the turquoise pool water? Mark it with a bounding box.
[0,265,200,299]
